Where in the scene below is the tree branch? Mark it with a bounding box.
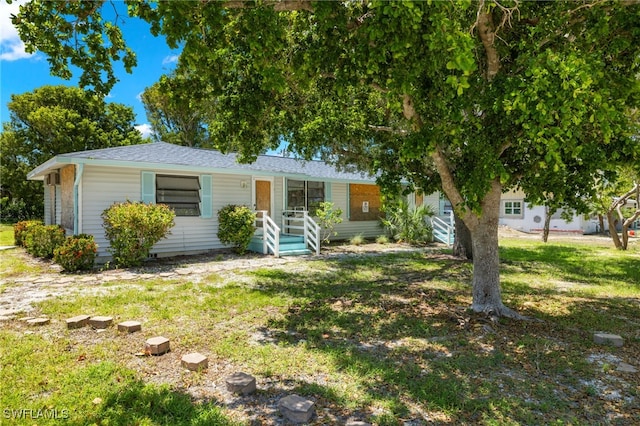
[476,9,500,81]
[222,0,314,12]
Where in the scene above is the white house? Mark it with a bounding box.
[498,188,600,234]
[27,142,446,259]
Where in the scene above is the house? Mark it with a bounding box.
[27,142,445,259]
[498,188,600,234]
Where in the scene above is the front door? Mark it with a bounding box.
[255,180,271,217]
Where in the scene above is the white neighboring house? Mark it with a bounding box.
[498,189,600,234]
[27,142,447,259]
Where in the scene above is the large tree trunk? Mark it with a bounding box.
[598,214,606,235]
[607,210,623,249]
[453,214,473,260]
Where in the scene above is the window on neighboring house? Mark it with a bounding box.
[156,175,201,216]
[503,200,523,217]
[286,179,325,212]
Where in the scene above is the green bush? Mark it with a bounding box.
[102,201,175,267]
[54,234,98,272]
[14,220,43,247]
[24,224,66,258]
[217,204,256,254]
[1,198,41,224]
[349,234,366,246]
[314,201,343,244]
[381,199,434,244]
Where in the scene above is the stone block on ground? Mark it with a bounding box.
[117,320,141,333]
[27,317,50,326]
[593,333,624,347]
[225,372,257,395]
[89,316,113,329]
[346,419,371,426]
[278,394,315,424]
[145,336,170,355]
[181,353,208,371]
[66,315,90,329]
[616,362,638,373]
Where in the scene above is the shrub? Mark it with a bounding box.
[376,235,389,244]
[217,204,256,254]
[1,198,41,224]
[24,224,66,258]
[381,199,434,244]
[314,201,343,244]
[349,234,365,246]
[102,201,175,267]
[14,220,43,247]
[54,234,98,272]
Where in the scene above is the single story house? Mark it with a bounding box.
[28,142,445,259]
[498,189,600,234]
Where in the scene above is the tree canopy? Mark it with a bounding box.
[12,0,640,317]
[1,85,143,217]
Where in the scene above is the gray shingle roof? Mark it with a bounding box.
[35,142,376,182]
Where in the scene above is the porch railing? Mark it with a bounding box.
[255,210,280,257]
[431,211,454,246]
[282,210,321,255]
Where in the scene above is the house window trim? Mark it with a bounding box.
[286,179,326,213]
[502,200,523,218]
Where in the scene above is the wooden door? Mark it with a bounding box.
[255,180,271,217]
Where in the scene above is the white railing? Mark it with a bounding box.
[431,212,454,246]
[282,209,321,255]
[256,210,280,257]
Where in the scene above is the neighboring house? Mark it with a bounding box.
[498,189,600,234]
[27,142,444,259]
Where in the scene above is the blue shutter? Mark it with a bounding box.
[141,172,155,204]
[325,182,332,202]
[200,174,213,218]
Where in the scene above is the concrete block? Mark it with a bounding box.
[26,318,50,326]
[593,333,624,347]
[278,394,315,424]
[181,353,208,371]
[346,420,371,426]
[66,315,90,329]
[225,372,257,395]
[117,320,141,333]
[89,316,113,329]
[145,336,170,355]
[616,362,638,373]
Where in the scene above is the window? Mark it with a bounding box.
[503,200,523,217]
[286,180,325,212]
[349,184,382,221]
[156,175,201,216]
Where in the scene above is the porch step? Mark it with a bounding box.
[433,230,455,245]
[248,234,312,256]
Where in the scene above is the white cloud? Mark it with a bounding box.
[135,123,154,138]
[0,0,35,61]
[162,54,179,65]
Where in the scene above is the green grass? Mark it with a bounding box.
[0,223,14,246]
[1,237,638,424]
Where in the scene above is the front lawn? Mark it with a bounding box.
[0,236,638,425]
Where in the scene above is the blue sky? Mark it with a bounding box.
[0,0,181,138]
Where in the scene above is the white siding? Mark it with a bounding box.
[55,186,62,225]
[81,166,256,259]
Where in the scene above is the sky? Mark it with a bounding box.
[0,0,182,138]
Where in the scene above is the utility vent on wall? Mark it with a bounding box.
[533,215,542,224]
[46,172,60,186]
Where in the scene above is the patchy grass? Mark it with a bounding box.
[0,223,14,246]
[1,237,639,425]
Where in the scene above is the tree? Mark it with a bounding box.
[12,1,640,317]
[140,72,209,146]
[0,85,144,217]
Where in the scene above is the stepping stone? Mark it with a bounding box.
[26,318,50,326]
[278,394,315,424]
[117,321,142,333]
[593,332,624,347]
[66,315,90,329]
[145,336,170,355]
[346,420,371,426]
[181,353,208,371]
[225,372,257,395]
[89,316,113,329]
[616,362,638,373]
